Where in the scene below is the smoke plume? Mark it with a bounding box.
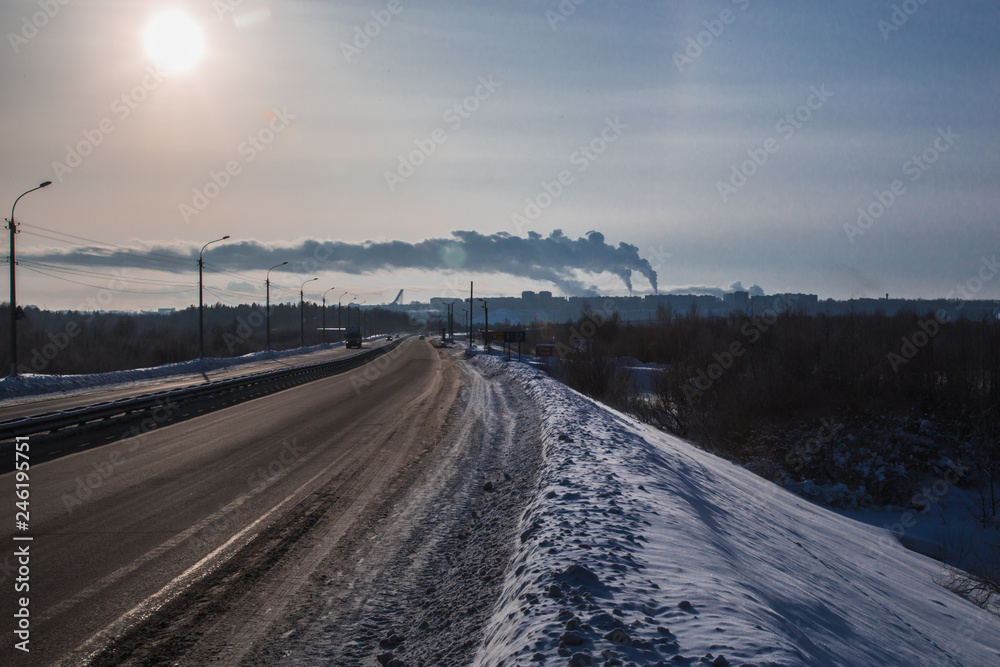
[26,229,659,296]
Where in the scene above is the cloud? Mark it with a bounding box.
[25,230,658,297]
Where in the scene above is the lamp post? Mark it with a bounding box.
[7,181,52,376]
[300,277,318,347]
[266,261,287,351]
[338,291,349,343]
[464,280,473,351]
[465,296,474,347]
[478,297,489,352]
[198,235,230,359]
[322,286,336,344]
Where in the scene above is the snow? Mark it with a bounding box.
[471,354,1000,667]
[836,485,1000,596]
[0,339,382,402]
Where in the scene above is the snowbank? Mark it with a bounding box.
[473,355,1000,667]
[0,341,348,401]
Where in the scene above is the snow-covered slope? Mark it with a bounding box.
[0,340,371,400]
[473,356,1000,667]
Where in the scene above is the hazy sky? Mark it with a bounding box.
[3,0,999,310]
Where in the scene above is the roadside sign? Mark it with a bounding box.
[502,330,526,343]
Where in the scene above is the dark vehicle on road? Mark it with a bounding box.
[345,327,362,348]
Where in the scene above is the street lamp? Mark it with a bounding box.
[300,277,318,347]
[266,261,287,351]
[322,286,336,344]
[338,291,349,342]
[198,235,229,359]
[7,181,52,376]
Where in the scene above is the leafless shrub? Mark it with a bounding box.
[942,563,1000,616]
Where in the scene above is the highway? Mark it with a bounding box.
[0,337,541,665]
[0,339,395,422]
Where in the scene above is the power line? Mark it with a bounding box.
[200,261,266,285]
[203,284,265,300]
[18,265,198,295]
[202,287,248,307]
[17,260,196,287]
[19,223,194,269]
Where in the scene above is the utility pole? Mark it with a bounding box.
[465,281,473,350]
[478,297,489,352]
[300,277,317,348]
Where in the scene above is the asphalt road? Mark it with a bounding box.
[0,336,477,665]
[0,338,395,422]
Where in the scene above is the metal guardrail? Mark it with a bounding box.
[0,340,403,442]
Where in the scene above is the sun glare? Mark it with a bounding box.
[144,11,204,73]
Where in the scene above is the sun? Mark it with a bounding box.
[144,11,204,73]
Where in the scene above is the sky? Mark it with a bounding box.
[2,0,999,311]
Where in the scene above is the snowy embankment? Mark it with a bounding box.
[472,355,1000,667]
[0,341,351,401]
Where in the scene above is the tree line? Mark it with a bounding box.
[0,303,421,375]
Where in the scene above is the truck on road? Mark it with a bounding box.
[345,327,362,349]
